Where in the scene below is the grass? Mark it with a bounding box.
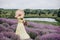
[27,20,60,26]
[24,14,57,18]
[55,17,60,22]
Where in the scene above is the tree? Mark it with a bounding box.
[24,9,30,14]
[57,9,60,17]
[9,11,15,18]
[0,8,3,14]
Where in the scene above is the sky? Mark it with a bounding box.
[0,0,60,9]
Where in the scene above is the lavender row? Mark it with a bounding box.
[0,18,60,40]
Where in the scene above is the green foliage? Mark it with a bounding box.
[55,17,60,22]
[28,32,37,39]
[24,9,58,18]
[30,21,60,26]
[0,8,17,18]
[0,8,59,18]
[9,11,15,18]
[57,9,60,17]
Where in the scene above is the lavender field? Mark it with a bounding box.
[0,18,60,40]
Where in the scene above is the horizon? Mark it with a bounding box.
[0,8,60,10]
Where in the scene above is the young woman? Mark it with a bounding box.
[15,10,32,40]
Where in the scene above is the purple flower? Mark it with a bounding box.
[35,33,60,40]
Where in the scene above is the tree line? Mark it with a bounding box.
[0,8,60,18]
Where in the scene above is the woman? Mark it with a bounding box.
[15,10,32,40]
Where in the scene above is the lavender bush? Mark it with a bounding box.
[9,24,17,32]
[0,32,20,40]
[35,33,60,40]
[2,23,10,28]
[0,18,17,25]
[0,24,13,32]
[0,18,60,40]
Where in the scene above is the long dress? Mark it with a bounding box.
[15,18,32,40]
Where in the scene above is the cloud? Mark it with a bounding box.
[0,0,60,9]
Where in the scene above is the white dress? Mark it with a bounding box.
[15,19,30,40]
